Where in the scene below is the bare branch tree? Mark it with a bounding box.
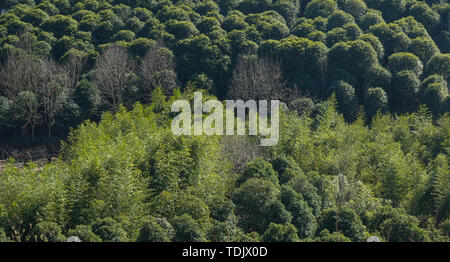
[0,53,42,98]
[139,44,178,101]
[227,54,298,102]
[38,59,69,138]
[94,45,135,111]
[63,53,87,90]
[221,136,262,174]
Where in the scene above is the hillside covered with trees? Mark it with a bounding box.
[0,0,449,242]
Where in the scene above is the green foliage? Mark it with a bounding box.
[31,222,66,242]
[40,15,78,37]
[263,222,300,242]
[172,214,204,242]
[319,206,367,242]
[0,228,10,242]
[362,65,392,91]
[0,0,449,243]
[113,30,135,42]
[379,213,430,242]
[273,0,299,26]
[0,91,448,242]
[238,158,279,185]
[237,0,272,14]
[68,225,102,242]
[387,52,423,76]
[442,219,450,237]
[315,229,351,242]
[22,9,49,26]
[359,33,384,60]
[0,162,67,241]
[334,80,358,121]
[408,37,439,64]
[233,178,290,233]
[129,37,155,57]
[327,10,355,30]
[329,40,378,76]
[379,0,406,22]
[288,175,322,217]
[280,185,317,238]
[13,91,40,136]
[165,20,199,40]
[73,79,101,119]
[0,0,446,138]
[0,96,13,133]
[390,70,420,112]
[360,10,384,31]
[91,217,128,242]
[292,22,316,38]
[137,217,173,242]
[422,83,448,115]
[338,0,367,22]
[426,54,450,82]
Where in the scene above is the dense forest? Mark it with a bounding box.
[0,0,449,242]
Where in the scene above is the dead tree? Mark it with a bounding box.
[94,45,135,111]
[221,136,262,174]
[227,54,297,102]
[139,45,178,101]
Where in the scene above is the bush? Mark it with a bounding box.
[91,218,128,242]
[387,52,423,76]
[233,178,289,233]
[263,223,300,242]
[0,228,11,242]
[422,83,448,115]
[137,217,173,242]
[305,0,338,19]
[316,229,351,242]
[30,222,66,242]
[380,215,430,242]
[171,214,204,242]
[239,158,279,185]
[68,225,102,242]
[364,87,388,119]
[334,81,358,121]
[441,219,450,237]
[318,207,367,242]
